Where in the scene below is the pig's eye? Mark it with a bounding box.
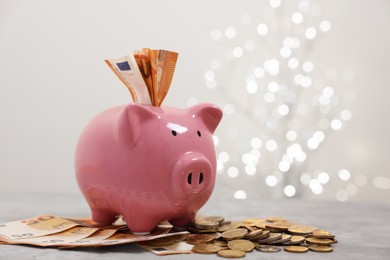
[197,130,202,137]
[171,130,177,136]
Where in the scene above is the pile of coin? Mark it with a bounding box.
[182,216,337,258]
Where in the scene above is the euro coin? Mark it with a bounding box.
[310,229,335,239]
[244,229,263,240]
[191,243,223,254]
[283,235,305,245]
[257,232,282,243]
[217,249,246,258]
[284,245,309,253]
[186,233,216,245]
[193,219,219,230]
[309,244,333,252]
[204,216,225,225]
[306,237,334,245]
[266,217,287,222]
[146,236,176,246]
[227,239,255,252]
[288,225,317,235]
[221,228,248,240]
[255,244,281,253]
[266,234,291,244]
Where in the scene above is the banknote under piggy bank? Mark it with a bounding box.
[75,103,222,232]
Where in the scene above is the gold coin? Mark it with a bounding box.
[283,235,305,245]
[250,230,270,240]
[266,222,294,231]
[221,228,248,240]
[306,237,334,245]
[255,244,281,253]
[146,236,176,246]
[309,244,333,252]
[193,219,219,230]
[217,249,246,258]
[288,225,317,235]
[187,225,219,233]
[204,216,225,225]
[244,229,263,240]
[214,240,228,247]
[284,245,309,253]
[266,234,291,244]
[257,232,282,243]
[243,218,266,224]
[219,223,241,232]
[266,217,287,223]
[227,239,255,252]
[187,233,216,245]
[191,243,223,254]
[310,229,335,239]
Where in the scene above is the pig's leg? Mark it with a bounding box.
[91,208,117,225]
[168,212,196,228]
[122,213,160,233]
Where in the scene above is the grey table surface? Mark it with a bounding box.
[0,192,389,260]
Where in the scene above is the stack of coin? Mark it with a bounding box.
[185,215,337,257]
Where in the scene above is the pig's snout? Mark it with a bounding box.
[173,153,212,195]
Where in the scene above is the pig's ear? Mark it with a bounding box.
[189,103,223,134]
[114,104,157,147]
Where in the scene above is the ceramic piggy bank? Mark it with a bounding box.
[75,103,222,232]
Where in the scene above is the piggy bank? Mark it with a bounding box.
[75,103,222,232]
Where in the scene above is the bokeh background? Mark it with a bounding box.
[1,0,389,204]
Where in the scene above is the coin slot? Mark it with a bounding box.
[197,130,202,137]
[199,172,204,184]
[171,130,177,136]
[187,172,192,185]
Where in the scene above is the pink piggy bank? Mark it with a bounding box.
[75,103,222,232]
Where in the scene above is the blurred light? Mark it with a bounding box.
[244,40,256,50]
[224,103,235,114]
[284,185,296,197]
[338,169,351,181]
[278,161,290,172]
[246,82,258,94]
[225,27,237,39]
[217,160,223,172]
[257,23,269,36]
[210,29,223,41]
[283,37,300,49]
[266,139,278,151]
[234,190,247,199]
[266,175,278,187]
[245,164,256,175]
[301,76,312,88]
[254,67,265,78]
[219,152,230,163]
[250,137,263,149]
[232,47,244,58]
[302,61,314,72]
[204,70,215,81]
[278,104,290,116]
[264,59,280,76]
[242,153,259,165]
[320,20,331,32]
[213,135,219,146]
[341,109,352,121]
[286,130,297,141]
[264,92,275,103]
[300,173,311,185]
[313,131,325,142]
[307,138,319,150]
[323,86,334,97]
[309,179,323,194]
[331,119,343,130]
[206,79,217,89]
[269,0,281,8]
[336,190,348,202]
[227,167,239,178]
[291,12,303,24]
[346,184,358,196]
[280,46,292,58]
[305,27,317,39]
[355,174,368,186]
[318,172,330,184]
[268,81,279,93]
[373,176,390,190]
[210,59,221,70]
[298,1,310,12]
[288,58,299,70]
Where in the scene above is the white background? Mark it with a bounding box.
[1,0,389,204]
